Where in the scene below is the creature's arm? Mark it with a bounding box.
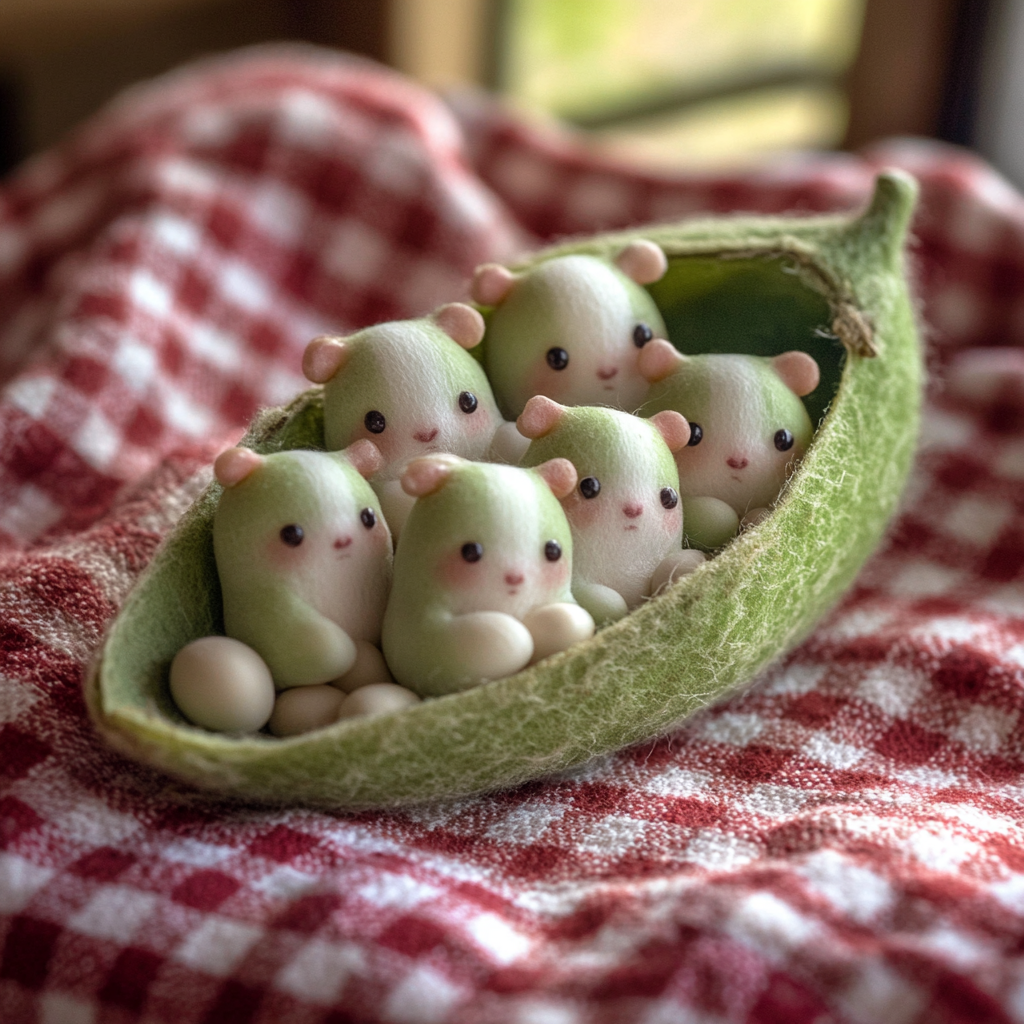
[225,587,357,689]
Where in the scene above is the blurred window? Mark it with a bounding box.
[493,0,867,169]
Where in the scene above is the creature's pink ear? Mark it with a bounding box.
[517,396,566,439]
[614,240,667,284]
[303,337,350,384]
[433,303,485,349]
[772,351,820,397]
[638,338,684,383]
[344,439,383,479]
[401,455,460,497]
[214,447,262,487]
[471,263,517,306]
[650,410,690,452]
[534,458,577,500]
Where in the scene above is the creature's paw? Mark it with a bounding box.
[523,603,595,664]
[448,611,535,681]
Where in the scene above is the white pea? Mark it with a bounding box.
[331,641,392,694]
[522,603,595,665]
[268,685,346,737]
[649,549,706,597]
[338,682,421,719]
[170,636,275,733]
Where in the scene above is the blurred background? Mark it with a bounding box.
[1,0,1022,186]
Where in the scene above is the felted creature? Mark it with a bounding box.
[303,303,522,536]
[213,442,393,691]
[381,456,595,697]
[518,397,705,624]
[638,339,819,550]
[472,241,670,418]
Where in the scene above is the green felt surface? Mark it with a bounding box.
[88,172,921,808]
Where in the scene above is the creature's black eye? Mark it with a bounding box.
[364,410,386,434]
[461,542,483,562]
[687,423,703,446]
[774,429,794,452]
[360,508,376,529]
[280,524,304,547]
[660,487,679,510]
[633,323,653,348]
[545,540,562,562]
[546,347,569,371]
[458,391,478,414]
[579,476,601,499]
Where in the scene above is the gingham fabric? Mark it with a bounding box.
[3,45,1024,1024]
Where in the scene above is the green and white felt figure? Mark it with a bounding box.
[382,456,595,697]
[213,442,393,691]
[639,339,820,550]
[518,397,705,625]
[303,303,522,537]
[472,241,670,418]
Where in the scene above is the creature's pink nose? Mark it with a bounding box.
[623,503,643,518]
[414,427,439,443]
[334,537,352,549]
[726,456,749,470]
[597,366,619,380]
[504,571,525,586]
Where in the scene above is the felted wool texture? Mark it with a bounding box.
[91,171,922,808]
[10,48,1024,1024]
[519,406,682,610]
[214,449,391,688]
[479,253,667,417]
[381,460,577,697]
[320,317,502,473]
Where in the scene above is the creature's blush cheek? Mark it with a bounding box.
[354,423,399,461]
[463,408,493,436]
[543,558,570,587]
[527,362,571,402]
[435,550,483,590]
[265,536,309,570]
[562,494,601,530]
[676,443,715,479]
[663,507,683,535]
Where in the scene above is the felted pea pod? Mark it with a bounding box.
[87,171,921,809]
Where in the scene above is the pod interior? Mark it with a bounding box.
[650,256,842,425]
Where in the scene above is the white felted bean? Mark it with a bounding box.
[268,685,345,737]
[331,640,392,693]
[170,636,275,734]
[337,683,422,719]
[522,603,595,664]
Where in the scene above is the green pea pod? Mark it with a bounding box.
[87,171,921,808]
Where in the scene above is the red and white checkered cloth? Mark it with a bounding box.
[3,44,1024,1024]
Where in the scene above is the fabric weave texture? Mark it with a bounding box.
[2,46,1024,1024]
